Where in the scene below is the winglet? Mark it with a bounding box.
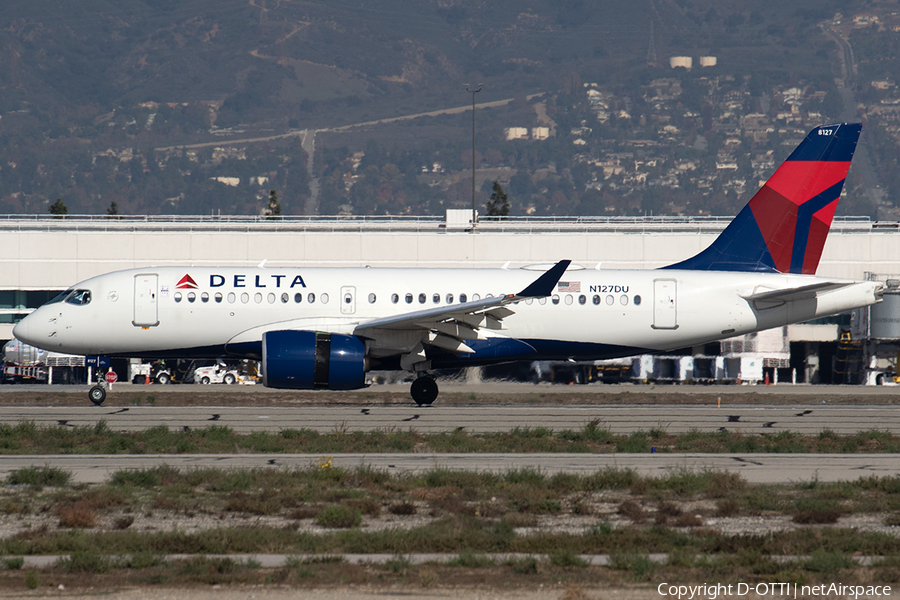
[517,260,571,298]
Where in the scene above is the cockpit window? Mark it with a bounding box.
[46,289,74,305]
[64,289,92,306]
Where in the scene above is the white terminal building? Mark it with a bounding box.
[3,211,900,385]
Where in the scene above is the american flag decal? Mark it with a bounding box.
[557,281,581,292]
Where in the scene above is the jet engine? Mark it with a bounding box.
[262,330,367,390]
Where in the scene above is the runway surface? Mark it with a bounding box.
[1,452,898,484]
[4,390,900,488]
[2,404,899,434]
[7,381,900,396]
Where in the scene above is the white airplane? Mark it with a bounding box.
[13,123,882,405]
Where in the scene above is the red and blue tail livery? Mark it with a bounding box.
[667,123,862,274]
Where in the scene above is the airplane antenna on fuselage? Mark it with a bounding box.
[257,259,267,268]
[501,261,510,270]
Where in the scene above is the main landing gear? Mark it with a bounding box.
[410,375,438,406]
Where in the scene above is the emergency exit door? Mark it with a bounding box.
[133,274,159,327]
[652,279,678,330]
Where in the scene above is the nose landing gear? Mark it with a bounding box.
[89,381,108,406]
[410,375,438,406]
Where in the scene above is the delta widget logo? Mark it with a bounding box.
[176,274,198,289]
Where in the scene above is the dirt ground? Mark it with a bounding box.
[9,586,654,600]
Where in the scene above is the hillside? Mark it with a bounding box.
[0,0,890,217]
[0,0,847,126]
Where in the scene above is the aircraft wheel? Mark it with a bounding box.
[156,373,171,385]
[410,376,438,406]
[223,373,236,385]
[200,376,211,385]
[89,386,106,406]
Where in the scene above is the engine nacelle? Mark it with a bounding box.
[262,330,366,390]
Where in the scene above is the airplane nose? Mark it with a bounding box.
[13,315,33,345]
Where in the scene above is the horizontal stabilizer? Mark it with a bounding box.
[742,282,850,303]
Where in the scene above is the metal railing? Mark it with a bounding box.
[0,213,885,235]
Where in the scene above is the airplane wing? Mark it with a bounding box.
[354,260,570,356]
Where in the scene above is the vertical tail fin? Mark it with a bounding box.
[666,123,862,274]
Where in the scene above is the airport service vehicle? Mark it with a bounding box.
[13,123,883,405]
[130,360,173,385]
[1,339,49,383]
[1,339,84,384]
[193,363,243,385]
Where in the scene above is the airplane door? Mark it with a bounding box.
[652,279,678,330]
[340,286,356,315]
[133,274,159,327]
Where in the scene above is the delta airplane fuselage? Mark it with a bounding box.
[16,266,881,366]
[10,122,883,405]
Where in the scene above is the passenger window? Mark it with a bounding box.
[215,293,223,303]
[368,293,377,303]
[187,292,196,303]
[227,292,236,303]
[446,293,453,304]
[267,293,276,304]
[294,293,303,303]
[321,293,329,304]
[433,293,440,304]
[418,293,426,304]
[254,293,262,304]
[308,293,316,303]
[606,295,614,306]
[564,295,573,305]
[174,292,182,303]
[473,294,481,301]
[525,298,533,305]
[551,294,560,305]
[634,295,642,306]
[593,295,600,305]
[201,292,209,303]
[578,295,586,305]
[241,293,249,304]
[405,293,413,304]
[620,295,628,306]
[539,297,547,305]
[281,293,289,303]
[460,293,467,303]
[391,293,399,304]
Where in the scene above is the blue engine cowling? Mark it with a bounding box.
[262,330,367,390]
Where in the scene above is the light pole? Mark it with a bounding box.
[464,83,482,228]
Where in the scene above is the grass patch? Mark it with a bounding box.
[609,553,657,581]
[7,465,71,488]
[316,504,362,528]
[3,421,900,456]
